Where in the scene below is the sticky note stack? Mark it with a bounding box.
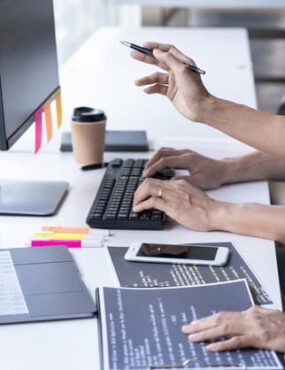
[30,226,110,249]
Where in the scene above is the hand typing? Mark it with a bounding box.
[143,147,227,190]
[133,178,219,231]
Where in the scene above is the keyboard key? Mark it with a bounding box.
[104,214,117,220]
[129,211,139,220]
[152,209,163,215]
[110,158,123,167]
[151,214,163,221]
[134,159,145,168]
[123,159,135,168]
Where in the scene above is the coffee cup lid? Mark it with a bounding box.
[72,107,106,123]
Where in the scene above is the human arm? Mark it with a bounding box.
[142,148,285,190]
[181,306,285,353]
[133,178,285,243]
[131,42,285,158]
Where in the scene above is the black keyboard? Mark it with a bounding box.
[86,158,175,230]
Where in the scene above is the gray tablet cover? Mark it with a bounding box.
[60,131,149,152]
[0,247,96,324]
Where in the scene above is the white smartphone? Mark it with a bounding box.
[124,242,230,266]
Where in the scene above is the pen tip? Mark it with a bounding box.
[120,40,130,47]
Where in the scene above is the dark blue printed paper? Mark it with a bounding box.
[107,243,272,305]
[100,281,282,370]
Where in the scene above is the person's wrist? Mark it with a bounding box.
[219,158,243,185]
[207,199,233,231]
[196,95,219,123]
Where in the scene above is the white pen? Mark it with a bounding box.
[29,239,103,248]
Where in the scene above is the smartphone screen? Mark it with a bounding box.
[136,243,218,261]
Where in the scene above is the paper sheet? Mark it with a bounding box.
[99,281,282,370]
[107,244,272,305]
[0,251,29,316]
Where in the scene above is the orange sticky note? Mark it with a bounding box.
[55,89,63,128]
[44,102,53,142]
[34,108,43,154]
[42,226,90,234]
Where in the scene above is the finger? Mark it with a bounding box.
[144,148,184,174]
[144,84,168,96]
[133,179,166,206]
[133,196,168,214]
[182,312,242,335]
[172,175,190,182]
[187,326,238,343]
[182,320,217,335]
[143,42,195,64]
[153,49,184,73]
[130,50,157,66]
[142,41,174,51]
[207,336,248,352]
[135,72,169,87]
[144,155,186,178]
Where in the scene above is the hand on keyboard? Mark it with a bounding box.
[143,147,226,190]
[86,158,175,230]
[133,177,216,232]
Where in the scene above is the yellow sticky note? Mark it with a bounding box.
[44,102,53,142]
[55,89,63,128]
[35,232,87,240]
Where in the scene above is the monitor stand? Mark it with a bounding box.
[0,180,69,216]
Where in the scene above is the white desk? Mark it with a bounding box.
[0,27,282,370]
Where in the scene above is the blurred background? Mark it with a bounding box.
[54,0,285,114]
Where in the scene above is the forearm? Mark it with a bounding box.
[221,151,285,184]
[202,97,285,158]
[211,201,285,243]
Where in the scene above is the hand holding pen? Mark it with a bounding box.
[121,41,211,124]
[121,41,205,75]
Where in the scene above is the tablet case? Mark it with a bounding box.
[60,130,149,152]
[0,247,96,324]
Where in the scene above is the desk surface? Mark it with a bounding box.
[0,27,281,370]
[0,142,281,370]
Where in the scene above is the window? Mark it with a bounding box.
[53,0,107,65]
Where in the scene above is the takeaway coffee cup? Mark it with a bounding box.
[71,107,107,166]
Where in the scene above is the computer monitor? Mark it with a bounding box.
[0,0,68,215]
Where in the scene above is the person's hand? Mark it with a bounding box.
[133,178,219,231]
[181,306,285,353]
[131,42,212,122]
[143,147,227,190]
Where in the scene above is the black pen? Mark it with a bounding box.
[120,40,206,75]
[81,162,109,171]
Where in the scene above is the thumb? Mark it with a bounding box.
[153,49,183,72]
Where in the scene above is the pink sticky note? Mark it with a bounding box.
[31,240,81,248]
[34,109,43,154]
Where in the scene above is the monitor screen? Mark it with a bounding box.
[0,0,59,150]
